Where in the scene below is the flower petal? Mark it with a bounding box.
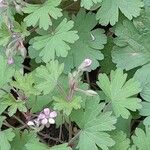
[49,118,55,124]
[41,118,48,125]
[43,108,50,116]
[49,111,57,118]
[27,121,35,126]
[38,113,46,120]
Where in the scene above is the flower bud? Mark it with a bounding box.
[7,57,14,64]
[27,121,35,126]
[78,59,92,72]
[18,42,27,58]
[85,90,97,96]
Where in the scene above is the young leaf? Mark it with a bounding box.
[53,96,82,116]
[11,71,39,97]
[23,0,62,30]
[134,64,150,125]
[0,55,15,89]
[110,130,130,150]
[62,10,107,73]
[1,94,27,116]
[112,17,150,70]
[132,127,150,149]
[71,97,116,150]
[97,68,142,119]
[35,60,64,95]
[96,0,143,26]
[80,0,102,10]
[0,129,15,150]
[31,18,79,62]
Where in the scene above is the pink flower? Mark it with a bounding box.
[7,57,14,64]
[78,59,92,71]
[27,108,57,128]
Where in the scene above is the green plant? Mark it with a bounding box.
[0,0,150,150]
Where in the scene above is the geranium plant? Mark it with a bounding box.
[0,0,150,150]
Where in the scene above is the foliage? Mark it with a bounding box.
[0,0,150,150]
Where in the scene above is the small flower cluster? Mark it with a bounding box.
[27,108,57,128]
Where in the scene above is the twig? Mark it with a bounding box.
[68,131,81,145]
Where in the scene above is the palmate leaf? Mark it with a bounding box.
[110,131,130,150]
[62,10,107,73]
[71,97,116,150]
[80,0,102,9]
[10,130,39,150]
[11,71,39,97]
[26,142,71,150]
[0,94,27,116]
[23,0,62,30]
[134,64,150,125]
[34,60,64,95]
[0,129,15,150]
[132,127,150,150]
[31,18,79,62]
[97,68,142,119]
[96,0,143,26]
[0,55,15,88]
[112,10,150,71]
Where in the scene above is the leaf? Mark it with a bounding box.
[132,127,150,150]
[112,17,150,71]
[110,131,130,150]
[11,71,39,97]
[10,130,39,150]
[62,10,107,73]
[100,38,116,74]
[0,55,15,88]
[96,0,144,26]
[26,142,71,150]
[53,96,82,116]
[31,18,79,62]
[0,129,15,150]
[27,94,53,113]
[0,23,11,46]
[35,60,64,95]
[0,94,27,116]
[80,0,102,9]
[134,64,150,125]
[23,0,62,30]
[71,97,116,150]
[97,68,142,119]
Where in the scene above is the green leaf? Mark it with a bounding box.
[80,0,102,9]
[134,64,150,125]
[11,71,39,97]
[26,142,71,150]
[97,68,142,119]
[31,18,79,62]
[0,129,15,150]
[71,97,116,150]
[10,130,39,150]
[110,131,130,150]
[0,55,15,88]
[0,23,11,46]
[96,0,143,26]
[112,17,150,70]
[23,0,62,30]
[1,94,27,116]
[62,10,106,73]
[35,60,64,95]
[53,96,82,116]
[132,127,150,150]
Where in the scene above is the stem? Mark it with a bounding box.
[59,124,62,141]
[86,72,90,86]
[68,119,72,141]
[68,131,81,145]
